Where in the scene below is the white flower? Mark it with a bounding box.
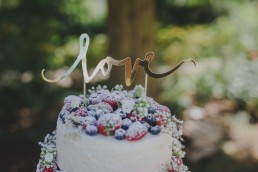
[133,85,145,98]
[114,84,123,91]
[44,152,54,163]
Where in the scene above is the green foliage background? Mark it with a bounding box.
[1,0,258,171]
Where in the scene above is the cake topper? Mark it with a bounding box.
[42,34,195,97]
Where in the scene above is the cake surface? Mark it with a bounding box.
[56,119,172,172]
[36,85,189,172]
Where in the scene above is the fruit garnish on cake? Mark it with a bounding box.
[58,85,173,141]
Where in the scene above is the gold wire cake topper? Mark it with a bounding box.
[41,34,196,97]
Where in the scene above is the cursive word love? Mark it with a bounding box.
[41,34,195,86]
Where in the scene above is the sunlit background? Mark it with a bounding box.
[1,0,258,171]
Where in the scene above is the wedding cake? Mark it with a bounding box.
[36,85,188,172]
[36,33,192,172]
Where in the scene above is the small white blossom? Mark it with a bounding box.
[133,85,145,98]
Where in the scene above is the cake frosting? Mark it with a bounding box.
[36,85,189,172]
[56,119,172,172]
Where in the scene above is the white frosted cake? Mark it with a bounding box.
[36,85,188,172]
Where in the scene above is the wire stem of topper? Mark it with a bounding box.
[41,33,196,100]
[144,74,148,97]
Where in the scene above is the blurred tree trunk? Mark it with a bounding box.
[107,0,157,96]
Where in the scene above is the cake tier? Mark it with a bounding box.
[56,119,172,172]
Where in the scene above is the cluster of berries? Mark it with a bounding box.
[59,85,172,141]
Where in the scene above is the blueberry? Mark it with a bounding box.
[87,110,96,116]
[88,110,100,120]
[95,109,104,118]
[145,114,156,126]
[114,128,126,140]
[85,125,98,136]
[114,108,126,119]
[150,126,161,135]
[71,107,79,112]
[59,109,69,124]
[148,107,156,114]
[84,116,97,126]
[122,118,132,130]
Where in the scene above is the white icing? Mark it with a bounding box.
[56,119,172,172]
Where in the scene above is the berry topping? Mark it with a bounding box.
[85,125,98,136]
[88,92,102,104]
[126,110,141,122]
[74,107,87,117]
[88,102,113,114]
[155,111,171,126]
[97,113,122,136]
[70,115,85,127]
[125,121,148,141]
[102,92,121,110]
[155,113,165,126]
[157,105,171,114]
[122,118,132,130]
[59,85,174,141]
[63,101,80,112]
[150,125,161,135]
[148,106,157,114]
[145,113,156,126]
[141,121,151,131]
[119,97,135,114]
[114,128,126,140]
[88,110,100,119]
[82,116,97,126]
[146,97,159,106]
[114,108,126,119]
[43,167,54,172]
[95,109,104,118]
